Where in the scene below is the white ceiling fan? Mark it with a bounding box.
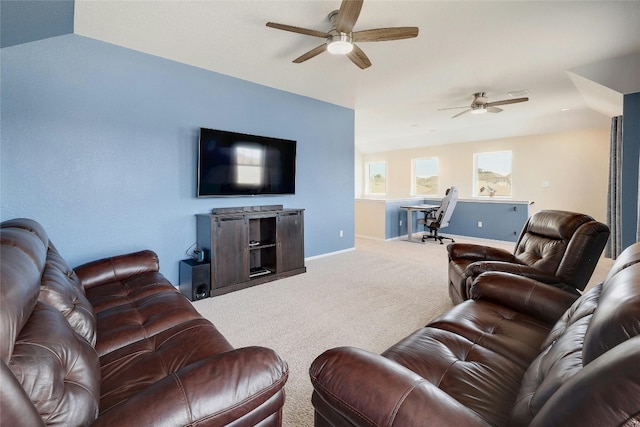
[439,92,529,118]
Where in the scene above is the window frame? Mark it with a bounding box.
[365,161,387,195]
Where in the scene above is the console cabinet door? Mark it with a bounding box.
[277,211,305,273]
[212,216,249,288]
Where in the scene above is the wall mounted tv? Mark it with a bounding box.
[197,128,297,197]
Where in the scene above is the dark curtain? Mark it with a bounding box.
[605,115,623,259]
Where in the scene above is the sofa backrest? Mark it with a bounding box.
[1,219,100,426]
[510,242,640,426]
[513,210,610,290]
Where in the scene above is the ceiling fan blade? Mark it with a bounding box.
[352,27,419,42]
[437,106,469,111]
[292,44,328,63]
[452,109,471,118]
[486,97,529,107]
[346,44,372,69]
[487,106,503,113]
[336,0,364,33]
[266,22,330,38]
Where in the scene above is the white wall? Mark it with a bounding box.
[357,128,610,222]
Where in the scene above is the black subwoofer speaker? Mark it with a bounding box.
[179,259,211,301]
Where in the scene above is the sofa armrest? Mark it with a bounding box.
[92,346,288,427]
[310,347,487,427]
[469,272,579,325]
[447,243,516,263]
[74,250,160,290]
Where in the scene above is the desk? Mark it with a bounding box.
[400,204,438,242]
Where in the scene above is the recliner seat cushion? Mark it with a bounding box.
[382,300,552,426]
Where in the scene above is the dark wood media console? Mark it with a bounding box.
[196,206,305,296]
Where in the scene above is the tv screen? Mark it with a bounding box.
[197,128,296,197]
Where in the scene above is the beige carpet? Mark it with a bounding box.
[191,236,613,427]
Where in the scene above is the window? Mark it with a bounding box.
[412,157,439,196]
[366,161,386,195]
[474,151,512,197]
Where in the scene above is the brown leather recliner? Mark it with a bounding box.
[310,242,640,426]
[447,210,610,305]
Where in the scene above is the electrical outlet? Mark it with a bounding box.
[477,221,483,228]
[339,230,344,237]
[399,220,403,226]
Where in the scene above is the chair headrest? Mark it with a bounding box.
[526,210,596,240]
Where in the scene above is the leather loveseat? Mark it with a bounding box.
[310,242,640,426]
[1,218,289,426]
[447,210,610,305]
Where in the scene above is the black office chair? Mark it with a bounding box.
[418,186,458,244]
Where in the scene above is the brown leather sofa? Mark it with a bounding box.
[310,242,640,426]
[447,210,610,305]
[1,218,289,426]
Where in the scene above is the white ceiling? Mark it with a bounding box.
[74,1,640,153]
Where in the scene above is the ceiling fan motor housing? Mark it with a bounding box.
[327,31,353,54]
[473,92,489,105]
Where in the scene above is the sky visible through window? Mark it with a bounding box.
[477,151,511,175]
[369,162,385,177]
[415,158,438,177]
[475,151,512,197]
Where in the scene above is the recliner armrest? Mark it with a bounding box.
[310,347,487,427]
[469,272,579,325]
[464,261,580,288]
[74,250,160,289]
[464,261,562,284]
[447,243,516,263]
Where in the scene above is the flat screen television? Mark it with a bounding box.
[197,128,296,197]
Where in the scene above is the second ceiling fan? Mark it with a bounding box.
[266,0,418,69]
[440,92,530,118]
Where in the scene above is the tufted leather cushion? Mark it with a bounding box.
[380,301,551,426]
[1,219,101,425]
[0,220,47,363]
[39,244,97,346]
[9,302,100,425]
[583,263,640,364]
[510,284,601,425]
[513,210,604,279]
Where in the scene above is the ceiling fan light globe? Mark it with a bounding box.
[327,33,353,55]
[471,107,487,115]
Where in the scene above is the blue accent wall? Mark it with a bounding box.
[0,0,74,48]
[389,199,529,241]
[621,91,640,249]
[1,35,355,284]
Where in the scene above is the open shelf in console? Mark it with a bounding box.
[248,216,276,277]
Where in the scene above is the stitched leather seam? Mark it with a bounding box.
[172,372,193,424]
[387,379,426,427]
[312,381,377,427]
